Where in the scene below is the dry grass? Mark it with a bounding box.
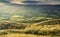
[0,33,60,37]
[0,19,60,37]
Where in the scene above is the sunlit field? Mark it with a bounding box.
[0,1,60,37]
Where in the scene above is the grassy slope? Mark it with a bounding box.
[0,1,60,37]
[0,33,60,37]
[0,19,60,36]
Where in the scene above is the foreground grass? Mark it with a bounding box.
[0,25,60,35]
[0,33,60,37]
[0,19,60,37]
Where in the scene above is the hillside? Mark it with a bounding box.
[0,2,60,20]
[0,1,60,37]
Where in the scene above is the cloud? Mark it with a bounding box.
[0,0,60,5]
[39,0,60,5]
[48,0,60,5]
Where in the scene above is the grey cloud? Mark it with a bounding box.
[0,0,60,5]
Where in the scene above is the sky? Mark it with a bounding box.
[0,0,60,5]
[32,0,60,5]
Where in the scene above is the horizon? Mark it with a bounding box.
[0,0,60,5]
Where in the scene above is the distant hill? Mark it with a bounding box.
[0,1,60,21]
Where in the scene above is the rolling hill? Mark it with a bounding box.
[0,0,60,37]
